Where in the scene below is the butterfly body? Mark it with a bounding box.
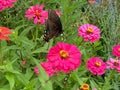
[43,9,63,42]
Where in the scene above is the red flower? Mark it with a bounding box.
[0,27,11,40]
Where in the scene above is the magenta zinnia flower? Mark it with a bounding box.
[106,58,120,72]
[86,57,106,75]
[0,0,16,11]
[47,42,82,74]
[78,24,100,43]
[25,4,48,25]
[34,62,58,76]
[112,45,120,57]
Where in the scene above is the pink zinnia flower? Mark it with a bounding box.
[78,24,100,43]
[47,42,82,74]
[25,4,48,25]
[106,58,120,72]
[112,45,120,57]
[0,26,12,40]
[0,0,16,11]
[34,62,58,76]
[86,57,106,75]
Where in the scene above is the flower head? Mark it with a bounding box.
[106,58,120,72]
[80,83,89,90]
[25,4,48,25]
[41,62,58,76]
[34,62,58,76]
[112,45,120,57]
[78,24,100,43]
[86,57,106,75]
[0,0,16,11]
[47,42,82,74]
[0,26,12,40]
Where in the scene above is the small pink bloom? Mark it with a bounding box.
[34,66,39,75]
[47,42,82,74]
[106,58,120,72]
[22,59,26,66]
[25,4,48,25]
[86,57,106,75]
[112,45,120,57]
[0,0,16,11]
[78,24,100,43]
[88,0,95,4]
[92,88,97,90]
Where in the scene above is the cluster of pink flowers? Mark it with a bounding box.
[106,58,120,72]
[78,24,100,43]
[0,0,16,11]
[105,45,120,72]
[25,4,48,25]
[34,42,82,76]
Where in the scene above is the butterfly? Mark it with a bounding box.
[43,9,63,42]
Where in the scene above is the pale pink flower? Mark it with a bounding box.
[106,58,120,72]
[78,24,100,43]
[112,45,120,57]
[0,0,16,11]
[86,57,106,75]
[25,4,48,25]
[47,42,82,74]
[92,88,97,90]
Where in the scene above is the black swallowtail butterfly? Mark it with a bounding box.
[43,9,63,42]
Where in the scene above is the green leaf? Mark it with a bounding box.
[20,25,35,36]
[5,73,15,90]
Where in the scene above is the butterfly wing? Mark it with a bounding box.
[43,9,63,42]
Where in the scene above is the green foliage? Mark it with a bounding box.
[0,0,120,90]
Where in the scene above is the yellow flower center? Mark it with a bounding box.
[118,48,120,52]
[87,27,93,33]
[95,61,101,67]
[59,50,69,58]
[35,10,40,16]
[80,83,89,90]
[0,29,2,33]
